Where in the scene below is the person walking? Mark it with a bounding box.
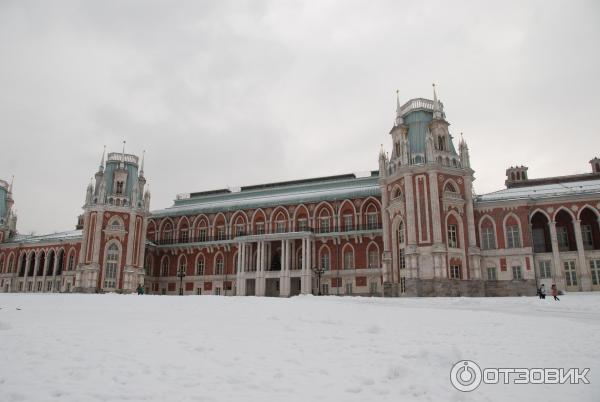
[136,284,143,295]
[551,284,559,301]
[539,284,546,300]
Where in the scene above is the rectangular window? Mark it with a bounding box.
[343,251,354,270]
[37,281,42,291]
[46,282,52,291]
[321,283,329,295]
[367,213,378,230]
[450,265,461,279]
[487,266,497,280]
[507,225,521,248]
[196,288,202,295]
[512,265,522,280]
[180,230,189,243]
[298,219,307,232]
[400,277,406,293]
[344,215,353,231]
[236,224,245,236]
[538,260,552,279]
[319,217,330,233]
[482,227,496,250]
[448,224,458,248]
[214,287,221,296]
[582,225,593,249]
[591,260,600,286]
[217,227,226,241]
[256,223,265,235]
[369,281,378,294]
[557,226,569,251]
[564,260,577,286]
[198,228,207,242]
[196,259,205,276]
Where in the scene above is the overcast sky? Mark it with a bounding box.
[1,0,599,235]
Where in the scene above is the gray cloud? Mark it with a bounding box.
[1,0,599,234]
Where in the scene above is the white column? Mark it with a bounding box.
[573,220,591,291]
[23,255,30,292]
[32,256,40,292]
[403,173,417,245]
[428,172,443,244]
[236,242,244,296]
[548,221,566,289]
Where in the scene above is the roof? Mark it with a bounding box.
[151,172,382,218]
[3,229,83,246]
[476,179,600,203]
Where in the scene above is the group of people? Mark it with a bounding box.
[136,284,145,295]
[537,283,560,301]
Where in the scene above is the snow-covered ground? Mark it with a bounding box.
[1,293,598,402]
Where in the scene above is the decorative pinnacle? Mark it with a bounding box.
[8,174,14,194]
[99,145,106,173]
[432,83,442,119]
[394,89,403,126]
[140,150,146,176]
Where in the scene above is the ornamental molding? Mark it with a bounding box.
[387,199,405,219]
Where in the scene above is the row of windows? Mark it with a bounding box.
[480,225,522,250]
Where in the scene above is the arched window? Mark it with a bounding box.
[343,247,354,270]
[104,244,119,288]
[178,255,187,275]
[196,255,205,276]
[0,255,4,274]
[7,254,14,274]
[437,136,445,150]
[67,253,75,271]
[161,257,170,276]
[397,222,405,245]
[392,187,402,200]
[215,255,224,275]
[367,246,379,268]
[319,248,330,270]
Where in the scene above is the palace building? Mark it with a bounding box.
[1,90,600,297]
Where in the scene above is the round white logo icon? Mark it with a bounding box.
[450,360,482,392]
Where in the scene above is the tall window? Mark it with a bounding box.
[450,265,461,279]
[512,265,522,280]
[538,260,552,279]
[557,226,569,251]
[198,228,207,242]
[506,225,521,248]
[532,228,547,252]
[397,222,405,244]
[161,258,169,276]
[178,257,187,274]
[215,256,224,275]
[8,256,13,273]
[180,229,189,243]
[104,244,119,288]
[581,225,593,249]
[343,249,354,270]
[447,224,458,248]
[297,219,307,232]
[276,220,285,233]
[236,224,245,236]
[564,260,577,286]
[487,266,497,280]
[0,256,4,274]
[115,181,124,195]
[398,249,406,269]
[68,254,75,271]
[319,216,330,233]
[256,222,265,235]
[368,249,379,268]
[320,251,330,270]
[217,226,226,241]
[591,260,600,286]
[367,213,378,230]
[481,226,496,250]
[344,215,353,231]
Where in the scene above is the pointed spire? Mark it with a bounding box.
[139,150,145,177]
[8,174,14,194]
[395,90,403,126]
[432,83,443,119]
[98,145,106,173]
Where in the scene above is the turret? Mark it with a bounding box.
[590,157,600,174]
[378,145,388,178]
[505,165,529,187]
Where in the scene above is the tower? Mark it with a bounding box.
[379,86,480,296]
[0,177,17,243]
[75,145,150,293]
